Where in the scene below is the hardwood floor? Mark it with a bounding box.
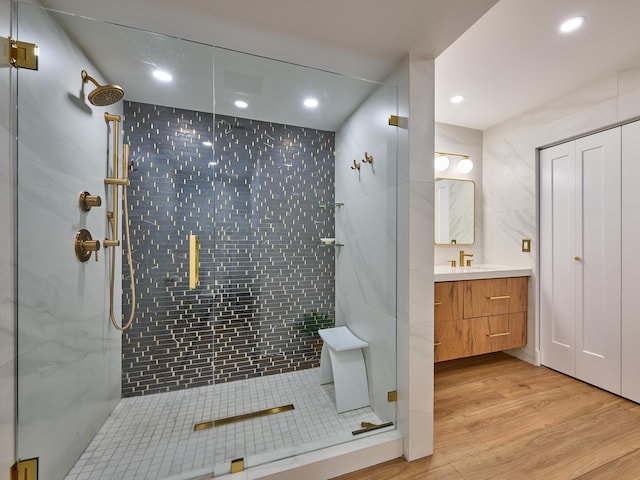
[332,352,640,480]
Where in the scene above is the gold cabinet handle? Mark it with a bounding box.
[486,295,510,300]
[487,332,510,338]
[434,342,442,346]
[575,256,582,261]
[434,302,442,306]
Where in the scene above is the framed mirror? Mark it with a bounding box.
[435,178,475,245]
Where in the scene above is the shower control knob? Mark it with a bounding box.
[79,191,102,211]
[75,229,101,263]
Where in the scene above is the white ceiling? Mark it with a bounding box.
[40,0,640,131]
[436,0,640,130]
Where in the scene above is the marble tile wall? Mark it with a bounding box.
[383,54,435,461]
[122,103,336,396]
[0,1,15,475]
[483,56,640,365]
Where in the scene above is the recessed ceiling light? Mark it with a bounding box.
[153,69,173,82]
[234,100,248,109]
[450,95,465,104]
[304,98,319,108]
[560,16,585,33]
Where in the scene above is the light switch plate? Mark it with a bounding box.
[522,239,531,252]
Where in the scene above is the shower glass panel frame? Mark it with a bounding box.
[15,3,399,479]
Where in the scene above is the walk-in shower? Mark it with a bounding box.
[15,4,398,479]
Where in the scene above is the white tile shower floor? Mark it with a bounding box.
[64,367,390,480]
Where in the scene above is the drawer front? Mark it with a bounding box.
[434,320,473,362]
[463,277,527,319]
[469,312,527,355]
[434,281,463,322]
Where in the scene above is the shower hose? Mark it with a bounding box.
[109,181,136,331]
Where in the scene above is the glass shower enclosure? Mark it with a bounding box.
[15,3,398,479]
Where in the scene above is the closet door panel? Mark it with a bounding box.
[574,129,621,394]
[622,121,640,402]
[540,142,576,376]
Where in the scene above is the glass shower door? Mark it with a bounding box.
[15,4,217,479]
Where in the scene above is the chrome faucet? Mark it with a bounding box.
[459,250,473,267]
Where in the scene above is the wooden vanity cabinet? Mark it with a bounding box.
[434,277,528,362]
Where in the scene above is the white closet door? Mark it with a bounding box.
[540,142,577,377]
[622,121,640,402]
[574,129,621,395]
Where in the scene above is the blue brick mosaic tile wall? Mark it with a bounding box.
[121,102,336,397]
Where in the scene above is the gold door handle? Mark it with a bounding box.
[434,302,442,306]
[486,295,510,300]
[189,234,199,289]
[575,256,581,261]
[487,332,510,338]
[434,342,442,346]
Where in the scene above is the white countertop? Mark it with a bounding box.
[434,264,533,282]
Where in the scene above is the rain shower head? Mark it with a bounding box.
[81,69,125,106]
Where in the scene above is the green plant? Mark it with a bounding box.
[298,310,334,338]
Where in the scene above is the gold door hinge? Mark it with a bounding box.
[8,37,39,70]
[10,458,38,480]
[388,115,407,128]
[231,458,245,473]
[387,390,398,402]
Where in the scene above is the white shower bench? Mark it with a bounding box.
[318,326,370,413]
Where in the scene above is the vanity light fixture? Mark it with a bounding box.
[434,155,450,172]
[304,98,319,108]
[457,158,474,174]
[560,16,586,33]
[152,69,173,82]
[450,95,465,104]
[234,100,249,109]
[435,151,473,174]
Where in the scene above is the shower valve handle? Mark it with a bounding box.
[74,229,100,263]
[79,191,102,211]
